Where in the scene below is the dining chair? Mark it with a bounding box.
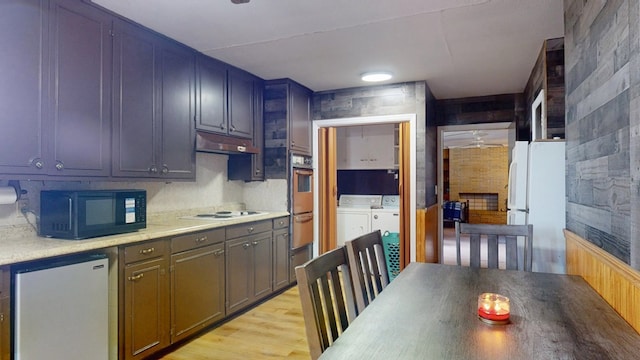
[455,222,533,271]
[345,230,389,313]
[295,246,358,360]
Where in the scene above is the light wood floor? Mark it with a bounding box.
[160,286,310,359]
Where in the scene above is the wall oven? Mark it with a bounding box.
[290,154,314,279]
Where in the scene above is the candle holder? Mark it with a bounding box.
[477,293,510,325]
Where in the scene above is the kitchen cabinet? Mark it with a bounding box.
[337,124,396,170]
[170,229,226,343]
[289,81,312,155]
[225,220,273,315]
[0,267,9,360]
[0,0,47,175]
[228,78,265,181]
[46,0,112,177]
[264,79,313,178]
[120,239,170,360]
[272,217,290,291]
[0,0,112,177]
[112,18,195,180]
[196,55,258,140]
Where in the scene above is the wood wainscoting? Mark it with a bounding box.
[416,204,439,263]
[565,229,640,333]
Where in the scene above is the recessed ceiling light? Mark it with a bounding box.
[361,72,393,82]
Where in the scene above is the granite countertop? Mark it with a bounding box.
[0,211,290,267]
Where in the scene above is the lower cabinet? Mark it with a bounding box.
[273,217,290,291]
[0,267,9,360]
[118,218,291,357]
[120,240,171,360]
[170,229,225,343]
[225,220,273,315]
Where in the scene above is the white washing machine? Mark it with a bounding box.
[336,195,382,246]
[371,195,400,235]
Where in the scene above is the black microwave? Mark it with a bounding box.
[39,190,146,239]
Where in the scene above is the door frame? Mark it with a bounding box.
[312,114,417,261]
[437,122,514,263]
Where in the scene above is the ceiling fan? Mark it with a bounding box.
[446,130,505,149]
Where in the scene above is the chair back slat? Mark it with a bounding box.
[455,222,534,272]
[296,247,357,360]
[345,230,390,314]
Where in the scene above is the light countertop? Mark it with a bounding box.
[0,211,289,266]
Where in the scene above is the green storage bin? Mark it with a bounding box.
[382,231,400,281]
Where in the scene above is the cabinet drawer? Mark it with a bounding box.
[123,239,169,264]
[226,220,271,240]
[172,228,225,254]
[272,217,289,230]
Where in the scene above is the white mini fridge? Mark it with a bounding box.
[14,254,109,360]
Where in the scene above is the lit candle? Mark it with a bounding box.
[478,293,510,324]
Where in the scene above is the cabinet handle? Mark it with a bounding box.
[214,249,225,256]
[196,236,207,243]
[139,247,155,255]
[230,125,236,132]
[247,227,254,233]
[161,165,169,174]
[242,243,251,249]
[252,241,259,246]
[55,161,64,171]
[128,273,144,281]
[278,220,285,226]
[149,165,158,174]
[31,158,44,169]
[255,168,261,174]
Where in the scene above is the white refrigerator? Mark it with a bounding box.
[507,140,566,274]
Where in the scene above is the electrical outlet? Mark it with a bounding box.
[16,197,29,216]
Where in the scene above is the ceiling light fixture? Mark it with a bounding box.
[361,72,392,82]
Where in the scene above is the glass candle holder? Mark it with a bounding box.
[477,293,510,325]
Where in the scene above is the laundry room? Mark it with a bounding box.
[335,123,400,246]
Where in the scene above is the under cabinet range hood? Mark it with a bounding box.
[196,131,259,155]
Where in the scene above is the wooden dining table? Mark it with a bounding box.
[319,262,640,359]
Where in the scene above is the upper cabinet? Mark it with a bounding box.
[112,19,195,180]
[0,0,47,175]
[336,124,397,170]
[0,0,112,177]
[196,56,257,140]
[289,81,312,155]
[264,79,312,179]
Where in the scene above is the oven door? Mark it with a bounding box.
[292,212,314,249]
[292,168,313,214]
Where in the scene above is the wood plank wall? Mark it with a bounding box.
[565,229,640,333]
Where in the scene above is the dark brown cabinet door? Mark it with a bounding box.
[112,19,160,178]
[123,257,170,360]
[170,243,225,343]
[196,55,227,135]
[289,81,312,155]
[225,237,252,315]
[112,19,195,180]
[0,0,47,175]
[48,0,112,177]
[227,68,255,139]
[251,232,273,300]
[159,42,196,179]
[273,227,290,291]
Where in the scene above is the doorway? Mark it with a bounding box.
[437,122,514,264]
[312,114,417,262]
